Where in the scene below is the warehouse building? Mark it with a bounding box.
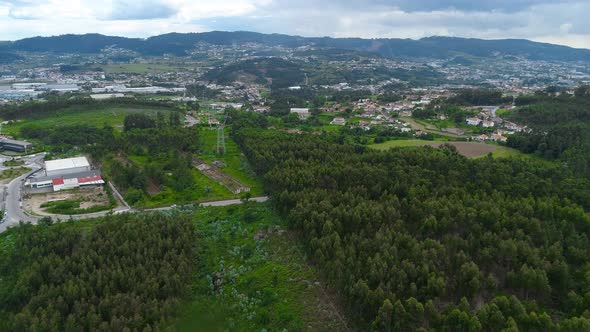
[27,170,105,192]
[27,156,104,192]
[44,157,92,177]
[0,138,33,153]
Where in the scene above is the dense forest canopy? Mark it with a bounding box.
[507,92,590,177]
[230,111,590,331]
[0,214,195,331]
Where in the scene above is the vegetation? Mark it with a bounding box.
[0,202,346,331]
[506,92,590,177]
[39,195,115,215]
[232,111,590,330]
[179,203,347,331]
[3,159,25,167]
[0,167,30,180]
[0,214,196,331]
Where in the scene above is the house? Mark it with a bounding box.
[505,122,523,132]
[290,108,310,120]
[491,134,508,142]
[466,117,481,126]
[208,119,220,126]
[474,134,488,142]
[482,120,495,128]
[330,117,346,126]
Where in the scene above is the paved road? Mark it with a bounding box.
[0,153,46,233]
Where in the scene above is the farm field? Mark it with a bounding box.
[3,106,175,138]
[371,139,527,158]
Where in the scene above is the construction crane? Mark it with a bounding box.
[216,114,229,155]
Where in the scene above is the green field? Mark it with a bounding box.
[0,167,29,180]
[178,203,347,331]
[370,139,438,149]
[197,127,264,196]
[3,106,175,138]
[370,139,530,159]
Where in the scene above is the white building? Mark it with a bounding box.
[330,117,346,126]
[45,157,91,177]
[466,117,482,126]
[482,120,495,128]
[290,108,310,119]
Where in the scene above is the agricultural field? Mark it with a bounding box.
[3,105,176,138]
[371,139,527,158]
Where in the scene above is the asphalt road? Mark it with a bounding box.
[0,153,46,233]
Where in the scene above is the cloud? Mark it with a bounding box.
[0,0,588,49]
[107,0,177,20]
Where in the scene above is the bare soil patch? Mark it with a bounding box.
[24,187,111,216]
[428,142,500,158]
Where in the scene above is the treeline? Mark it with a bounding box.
[0,213,196,331]
[506,93,590,177]
[448,89,512,106]
[0,97,176,120]
[232,112,590,330]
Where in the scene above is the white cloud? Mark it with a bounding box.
[0,0,588,49]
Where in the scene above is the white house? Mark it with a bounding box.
[466,117,482,126]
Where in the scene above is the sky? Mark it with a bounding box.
[0,0,589,49]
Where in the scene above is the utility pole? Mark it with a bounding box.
[216,114,228,155]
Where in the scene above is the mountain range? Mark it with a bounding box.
[1,31,589,63]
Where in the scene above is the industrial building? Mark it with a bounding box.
[26,157,104,192]
[0,138,33,153]
[44,157,92,177]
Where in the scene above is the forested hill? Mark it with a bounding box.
[507,89,590,177]
[231,111,590,331]
[2,31,590,61]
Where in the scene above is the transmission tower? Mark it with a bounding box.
[216,115,228,155]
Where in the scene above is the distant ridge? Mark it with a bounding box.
[1,31,589,62]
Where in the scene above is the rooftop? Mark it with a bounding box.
[45,157,90,172]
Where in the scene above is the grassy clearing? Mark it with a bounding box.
[40,198,113,215]
[178,203,347,331]
[2,160,24,167]
[371,139,532,159]
[197,128,264,196]
[371,139,437,150]
[0,167,29,180]
[3,106,175,137]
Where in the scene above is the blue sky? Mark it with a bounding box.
[0,0,589,49]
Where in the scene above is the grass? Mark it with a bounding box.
[0,167,29,180]
[122,155,236,209]
[197,128,264,196]
[371,139,437,150]
[371,139,534,159]
[3,106,175,137]
[40,198,113,215]
[177,203,347,331]
[3,160,24,167]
